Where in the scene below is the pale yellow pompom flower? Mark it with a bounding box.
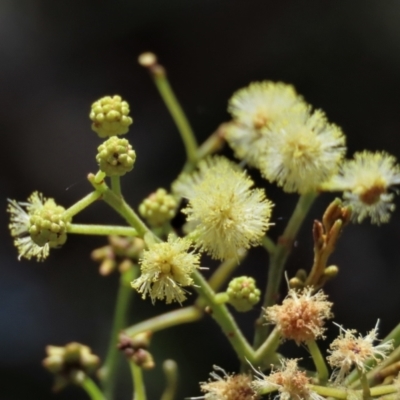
[225,81,307,167]
[182,157,274,261]
[260,108,346,193]
[327,320,393,384]
[228,81,305,129]
[131,235,200,304]
[324,151,400,224]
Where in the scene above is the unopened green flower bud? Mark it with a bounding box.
[96,136,136,176]
[227,276,261,312]
[90,95,133,138]
[138,188,178,227]
[43,342,100,388]
[29,199,70,248]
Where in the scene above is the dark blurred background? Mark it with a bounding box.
[2,0,400,399]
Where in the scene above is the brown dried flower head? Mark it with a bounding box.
[193,365,258,400]
[251,359,323,400]
[265,287,333,344]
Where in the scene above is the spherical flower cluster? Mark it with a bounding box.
[195,365,258,400]
[43,342,100,391]
[131,235,200,304]
[227,276,261,312]
[225,81,306,168]
[259,108,346,193]
[90,95,133,138]
[327,321,394,384]
[265,287,333,344]
[325,151,400,224]
[96,136,136,176]
[251,359,324,400]
[138,188,178,227]
[7,192,71,261]
[181,156,274,261]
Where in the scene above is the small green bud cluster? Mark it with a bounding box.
[29,199,70,248]
[138,188,178,227]
[96,136,136,176]
[90,95,133,138]
[43,342,100,391]
[227,276,261,312]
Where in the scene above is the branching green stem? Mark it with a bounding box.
[88,174,150,238]
[262,236,277,255]
[81,377,106,400]
[100,268,138,400]
[63,191,102,220]
[253,192,318,348]
[310,384,398,399]
[129,362,147,400]
[254,327,280,366]
[152,67,198,165]
[192,270,256,363]
[307,340,329,383]
[124,306,202,337]
[68,224,138,237]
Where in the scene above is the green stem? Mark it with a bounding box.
[192,270,256,363]
[307,340,329,383]
[253,192,318,348]
[99,268,138,400]
[81,377,106,400]
[160,360,178,400]
[152,67,198,165]
[88,174,151,238]
[309,384,347,399]
[254,327,280,366]
[370,385,398,397]
[358,368,372,400]
[68,224,138,237]
[63,191,101,220]
[124,306,202,337]
[111,176,122,197]
[262,236,277,255]
[207,253,246,292]
[129,362,147,400]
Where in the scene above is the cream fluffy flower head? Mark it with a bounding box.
[326,151,400,224]
[131,234,200,304]
[251,358,324,400]
[260,108,346,193]
[327,320,393,384]
[181,157,274,261]
[225,81,307,168]
[265,287,333,344]
[228,81,305,129]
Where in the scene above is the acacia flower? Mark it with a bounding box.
[7,192,70,261]
[327,320,393,384]
[251,358,324,400]
[225,81,307,167]
[190,365,258,400]
[259,108,346,193]
[265,287,333,344]
[131,234,200,304]
[325,151,400,224]
[181,157,274,261]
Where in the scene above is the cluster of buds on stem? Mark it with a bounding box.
[42,342,100,391]
[118,332,155,369]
